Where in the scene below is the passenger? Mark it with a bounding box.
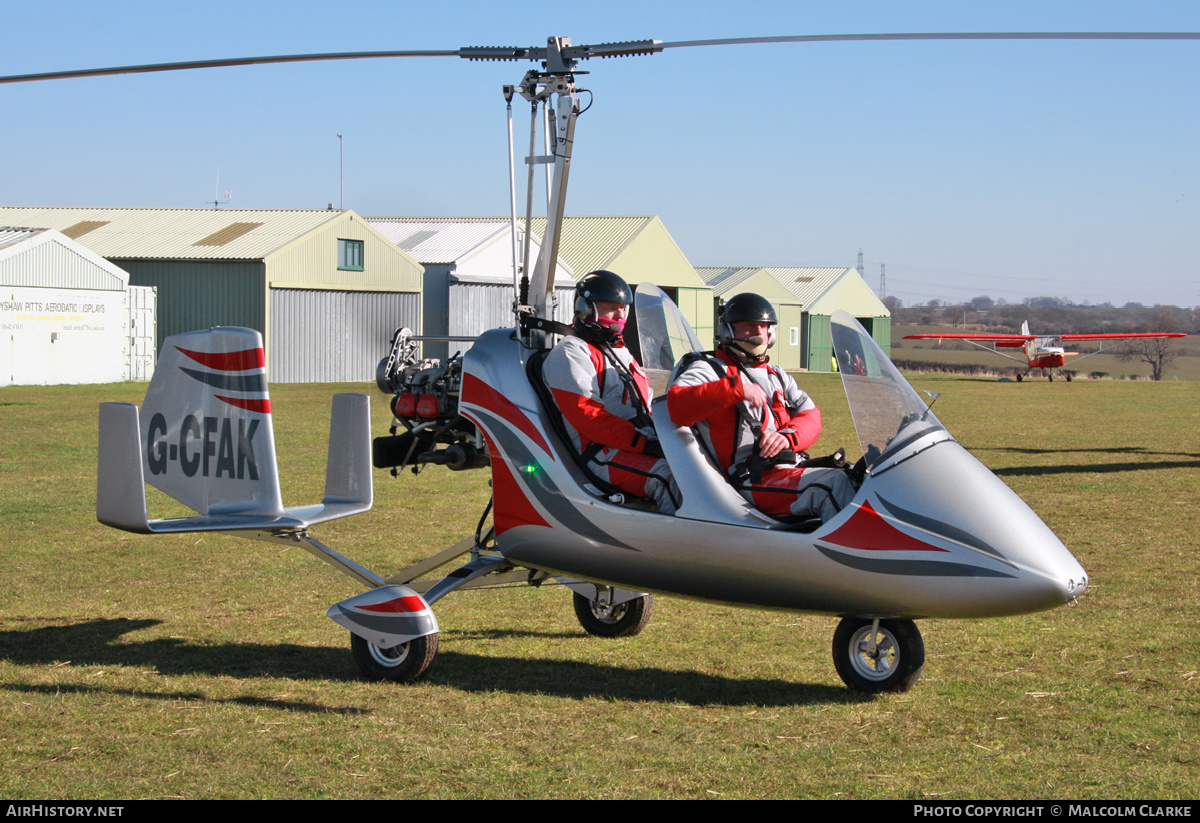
[667,293,854,522]
[542,270,679,514]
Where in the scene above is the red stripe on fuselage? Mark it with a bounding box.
[821,500,948,553]
[176,346,265,371]
[461,372,554,460]
[480,431,552,535]
[215,395,272,413]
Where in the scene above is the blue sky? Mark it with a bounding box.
[3,0,1198,308]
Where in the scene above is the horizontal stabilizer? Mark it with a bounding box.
[97,393,372,533]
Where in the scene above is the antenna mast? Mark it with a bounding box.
[208,165,231,208]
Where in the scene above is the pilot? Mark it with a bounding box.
[542,270,679,514]
[667,292,854,521]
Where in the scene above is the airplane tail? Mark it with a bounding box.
[1021,321,1035,360]
[98,326,372,534]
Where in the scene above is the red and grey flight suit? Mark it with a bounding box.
[543,335,678,514]
[667,349,853,521]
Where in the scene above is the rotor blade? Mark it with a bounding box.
[0,49,461,85]
[659,32,1200,49]
[5,32,1198,86]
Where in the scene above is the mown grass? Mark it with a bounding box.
[1,376,1197,799]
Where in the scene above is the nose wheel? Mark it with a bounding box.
[573,592,654,638]
[832,617,924,693]
[350,632,439,682]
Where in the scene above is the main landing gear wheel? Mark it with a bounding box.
[831,618,924,693]
[350,632,439,683]
[573,592,654,638]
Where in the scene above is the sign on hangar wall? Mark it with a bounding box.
[2,286,127,386]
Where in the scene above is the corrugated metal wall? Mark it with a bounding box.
[422,266,452,361]
[118,259,266,351]
[270,289,420,383]
[448,282,509,339]
[125,286,157,381]
[554,287,575,325]
[447,283,575,337]
[421,282,574,361]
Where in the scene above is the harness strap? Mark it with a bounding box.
[593,338,653,429]
[525,349,625,499]
[680,351,845,499]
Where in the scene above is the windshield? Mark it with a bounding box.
[831,310,951,469]
[635,283,705,396]
[633,293,950,471]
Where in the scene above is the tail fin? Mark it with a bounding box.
[140,326,283,516]
[98,326,372,534]
[1020,321,1034,360]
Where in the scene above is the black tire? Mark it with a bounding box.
[1016,373,1023,382]
[573,592,653,638]
[350,632,438,682]
[831,618,924,693]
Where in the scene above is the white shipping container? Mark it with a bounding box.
[1,286,128,386]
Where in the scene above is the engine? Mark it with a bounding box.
[372,328,488,474]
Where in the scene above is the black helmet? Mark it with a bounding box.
[718,292,778,350]
[574,269,633,322]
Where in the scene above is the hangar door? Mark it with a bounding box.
[270,289,420,383]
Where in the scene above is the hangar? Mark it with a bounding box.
[531,216,713,345]
[370,215,713,346]
[368,218,575,361]
[698,266,890,372]
[0,207,423,383]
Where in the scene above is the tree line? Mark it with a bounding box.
[888,297,1197,336]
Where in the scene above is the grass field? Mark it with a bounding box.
[1,375,1197,799]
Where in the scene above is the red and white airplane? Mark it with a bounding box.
[904,321,1187,381]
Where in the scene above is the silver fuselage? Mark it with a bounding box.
[461,328,1088,621]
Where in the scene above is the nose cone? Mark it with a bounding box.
[856,440,1088,617]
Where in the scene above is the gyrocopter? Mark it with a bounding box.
[65,31,1190,692]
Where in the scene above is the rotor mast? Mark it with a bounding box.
[489,37,662,334]
[513,37,581,324]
